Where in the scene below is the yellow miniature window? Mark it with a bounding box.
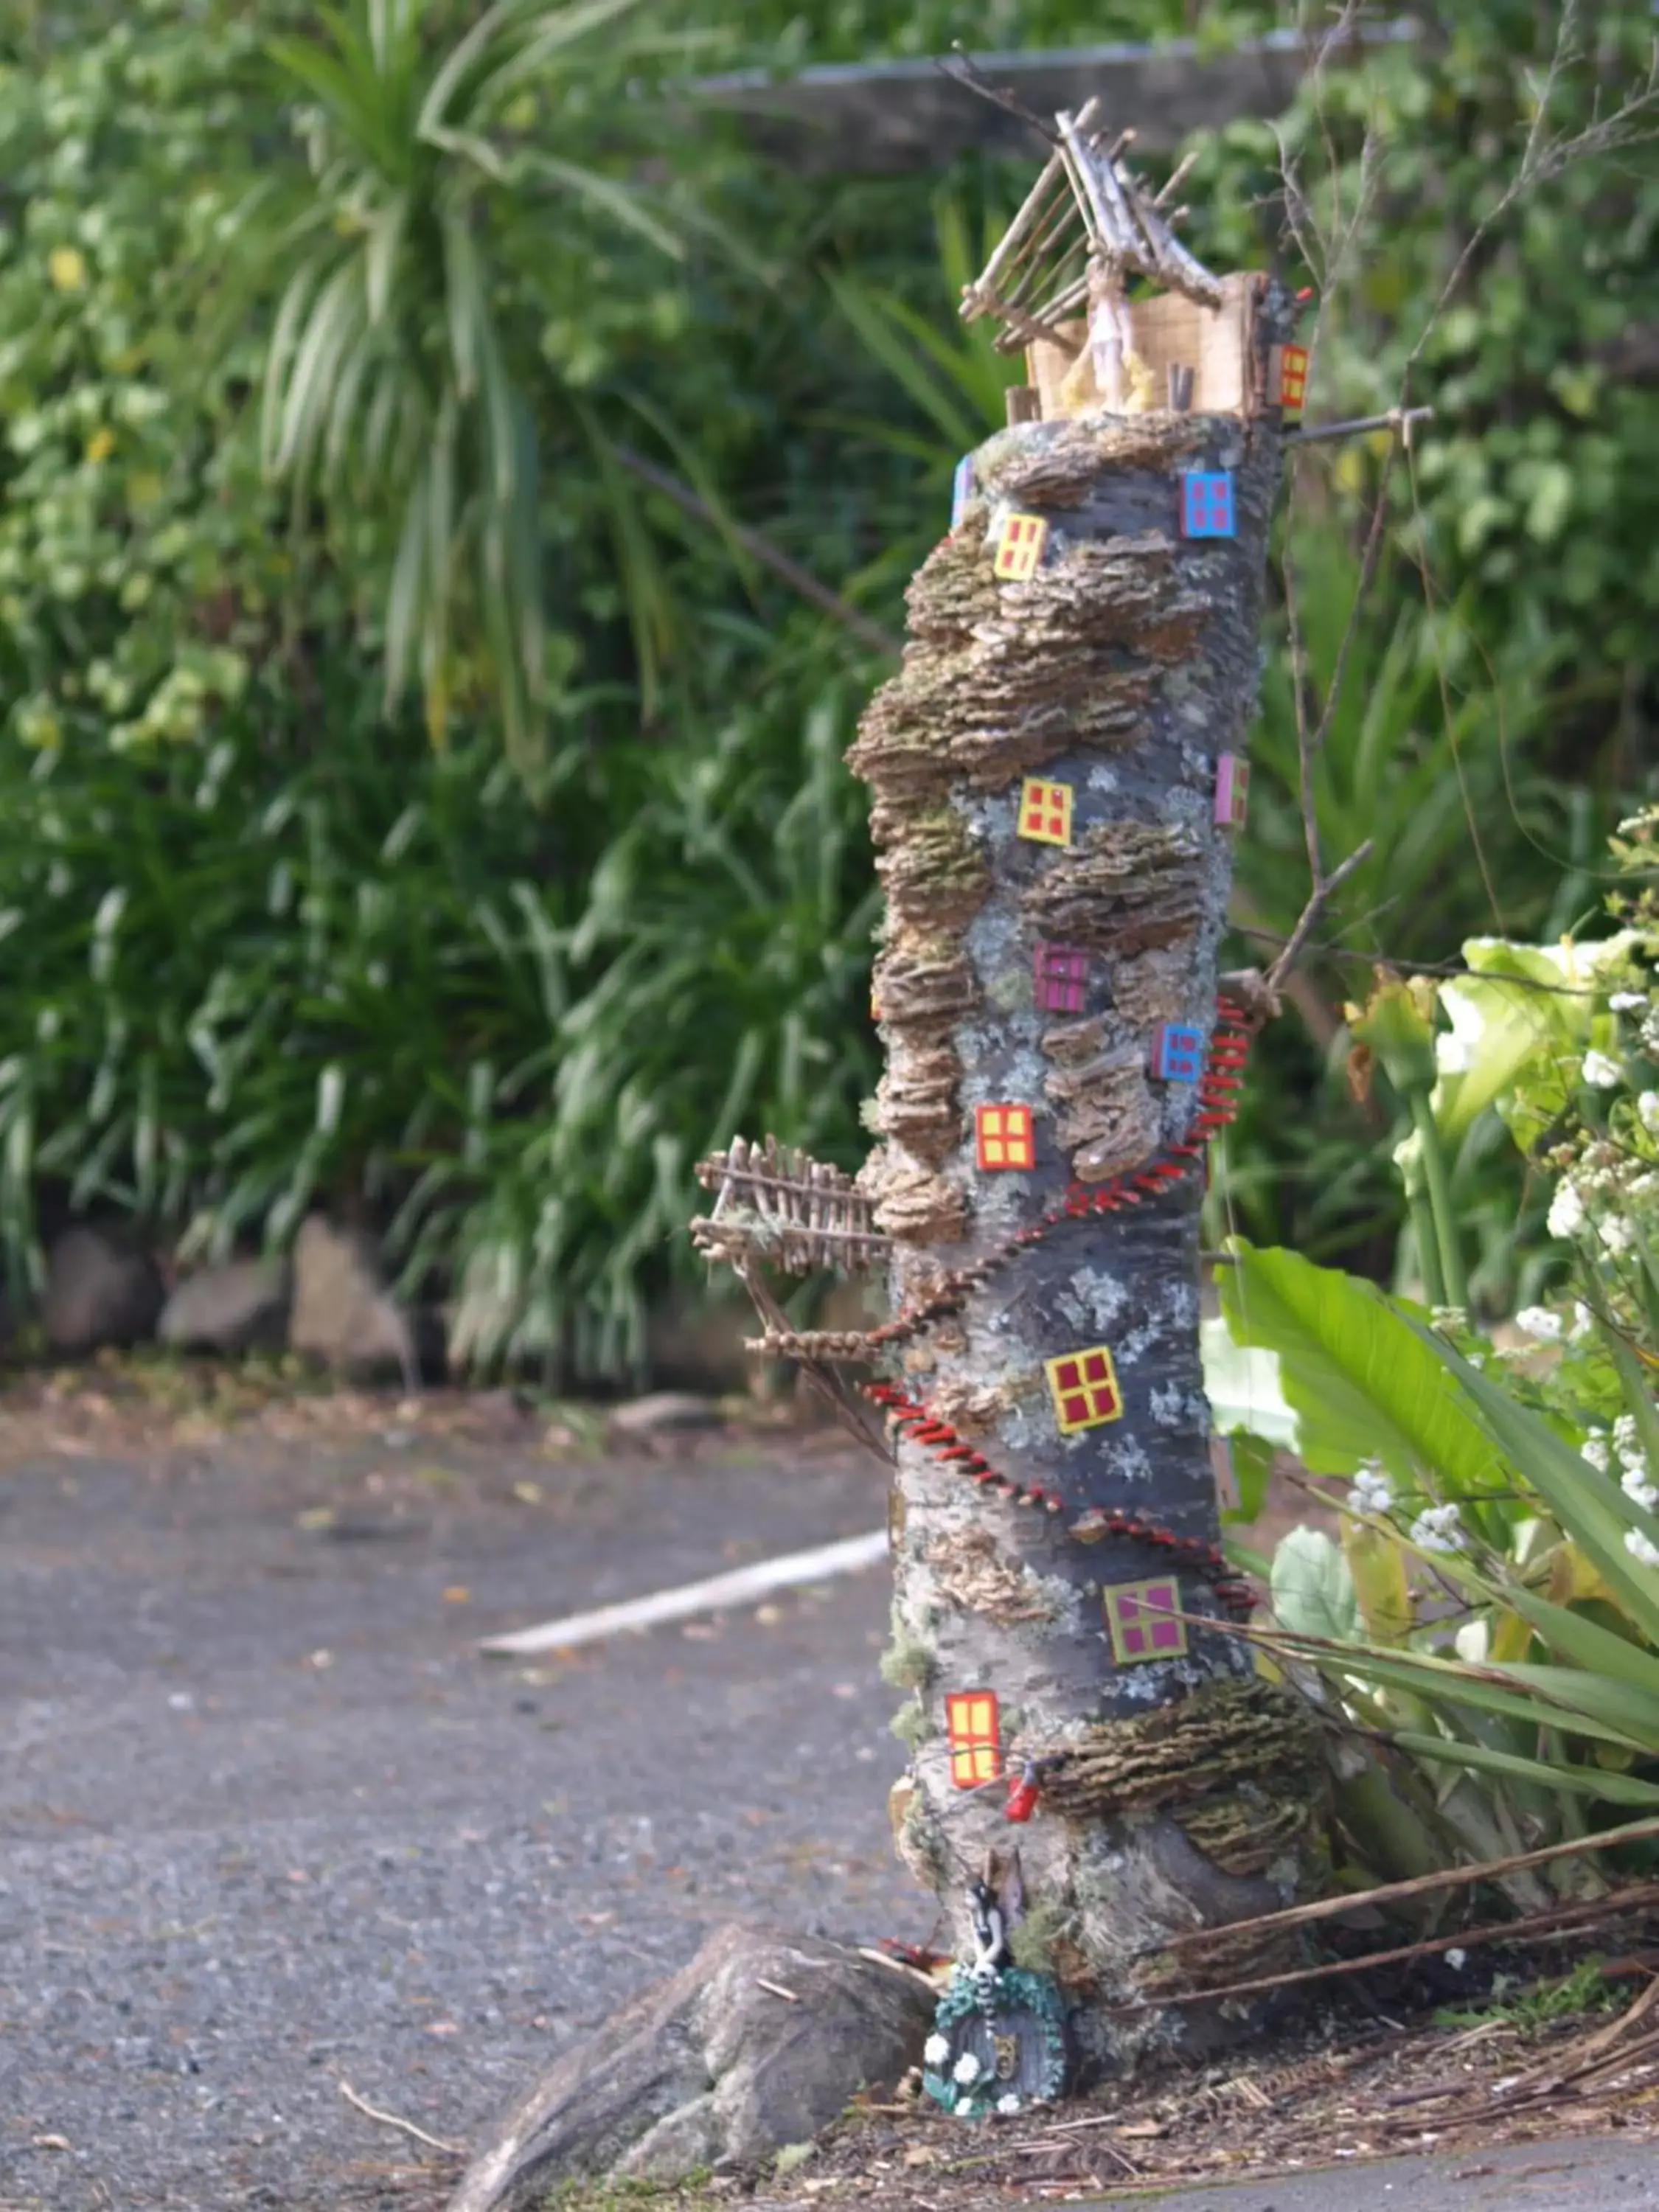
[1018,777,1073,847]
[945,1691,1002,1787]
[1045,1346,1123,1435]
[994,512,1048,581]
[976,1104,1035,1170]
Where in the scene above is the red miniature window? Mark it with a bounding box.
[976,1104,1035,1170]
[1045,1346,1123,1435]
[1018,777,1073,847]
[945,1691,1002,1787]
[1033,941,1089,1014]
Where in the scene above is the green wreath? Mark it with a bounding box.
[920,1966,1069,2120]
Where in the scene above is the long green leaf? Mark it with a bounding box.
[1408,1318,1659,1636]
[1391,1731,1659,1806]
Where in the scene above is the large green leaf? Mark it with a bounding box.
[1270,1527,1362,1643]
[1220,1242,1506,1495]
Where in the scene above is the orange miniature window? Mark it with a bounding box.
[1279,344,1309,412]
[994,512,1048,580]
[1045,1346,1123,1435]
[945,1691,1002,1787]
[1018,776,1073,847]
[976,1104,1035,1170]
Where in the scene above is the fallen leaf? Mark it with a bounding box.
[510,1481,543,1505]
[307,1649,334,1669]
[31,2135,72,2152]
[755,1603,784,1625]
[295,1506,336,1531]
[442,1586,471,1604]
[425,2020,459,2037]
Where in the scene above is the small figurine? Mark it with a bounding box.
[922,1868,1069,2121]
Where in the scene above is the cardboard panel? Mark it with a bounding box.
[1023,274,1258,420]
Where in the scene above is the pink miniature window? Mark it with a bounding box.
[1033,941,1089,1014]
[1105,1579,1187,1664]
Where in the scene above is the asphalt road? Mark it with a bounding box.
[3,1403,1655,2212]
[1119,2134,1659,2209]
[0,1408,920,2211]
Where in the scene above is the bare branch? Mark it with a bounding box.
[1265,839,1375,1002]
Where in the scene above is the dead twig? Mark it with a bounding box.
[754,1976,801,2002]
[338,2081,465,2158]
[1158,1813,1659,1954]
[1111,1883,1659,2014]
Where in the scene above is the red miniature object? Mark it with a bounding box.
[1005,1760,1040,1823]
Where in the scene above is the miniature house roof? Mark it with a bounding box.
[960,94,1222,354]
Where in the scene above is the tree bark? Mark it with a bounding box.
[846,305,1323,2078]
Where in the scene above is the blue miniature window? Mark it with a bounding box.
[1181,472,1236,539]
[1151,1023,1204,1083]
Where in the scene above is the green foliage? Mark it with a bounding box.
[1433,1955,1621,2031]
[1223,815,1659,1888]
[7,0,1659,1371]
[0,1,286,757]
[248,0,718,775]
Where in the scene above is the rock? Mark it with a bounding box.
[445,1924,933,2212]
[41,1226,165,1354]
[608,1391,724,1438]
[288,1216,415,1385]
[158,1258,291,1352]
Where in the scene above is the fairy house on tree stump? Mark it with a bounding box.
[692,97,1321,2090]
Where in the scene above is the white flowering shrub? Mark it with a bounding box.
[1217,816,1659,1891]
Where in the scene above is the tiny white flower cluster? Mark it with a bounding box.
[996,2094,1022,2117]
[1409,1503,1466,1555]
[1548,1181,1586,1239]
[1582,1427,1611,1474]
[1349,1461,1394,1517]
[1607,1413,1659,1511]
[1640,1092,1659,1137]
[953,2052,981,2086]
[1582,1048,1623,1089]
[1625,1528,1659,1571]
[1610,990,1649,1014]
[1514,1306,1562,1341]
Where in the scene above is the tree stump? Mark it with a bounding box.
[847,337,1324,2077]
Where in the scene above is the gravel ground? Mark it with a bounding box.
[0,1402,923,2212]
